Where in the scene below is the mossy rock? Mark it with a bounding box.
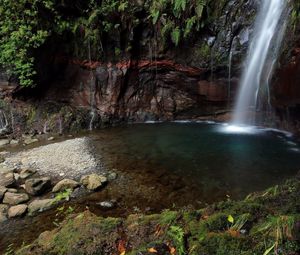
[17,179,300,255]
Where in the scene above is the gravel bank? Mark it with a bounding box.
[3,138,100,179]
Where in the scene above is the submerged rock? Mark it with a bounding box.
[52,179,80,193]
[97,201,116,209]
[3,192,29,205]
[8,204,28,218]
[80,174,107,191]
[107,171,118,181]
[28,199,56,214]
[25,177,51,196]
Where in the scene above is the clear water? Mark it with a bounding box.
[90,122,300,202]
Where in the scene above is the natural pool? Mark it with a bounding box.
[1,122,300,252]
[89,122,300,203]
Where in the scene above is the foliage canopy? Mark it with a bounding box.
[0,0,208,87]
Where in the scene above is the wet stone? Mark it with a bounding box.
[8,204,28,218]
[25,177,51,196]
[20,168,37,179]
[0,172,15,188]
[80,174,107,191]
[28,199,56,215]
[52,179,79,193]
[3,192,29,205]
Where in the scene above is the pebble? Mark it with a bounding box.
[4,138,99,179]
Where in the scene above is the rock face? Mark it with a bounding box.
[81,174,107,191]
[0,0,260,135]
[3,192,29,205]
[8,204,28,218]
[52,179,79,193]
[25,177,51,196]
[0,0,299,135]
[28,199,56,214]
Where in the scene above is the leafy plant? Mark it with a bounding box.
[53,205,75,227]
[252,215,297,253]
[4,244,14,255]
[168,225,186,255]
[53,189,73,204]
[171,27,181,46]
[229,213,250,232]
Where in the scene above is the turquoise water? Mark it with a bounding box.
[91,122,300,202]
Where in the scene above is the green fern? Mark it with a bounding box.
[151,9,160,24]
[168,225,186,255]
[173,0,187,17]
[161,20,175,43]
[195,0,206,18]
[184,16,196,38]
[171,26,181,46]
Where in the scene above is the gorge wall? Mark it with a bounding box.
[1,0,300,136]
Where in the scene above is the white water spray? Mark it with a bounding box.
[232,0,287,126]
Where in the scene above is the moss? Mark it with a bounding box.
[17,179,300,255]
[195,233,254,255]
[159,210,179,225]
[194,43,211,66]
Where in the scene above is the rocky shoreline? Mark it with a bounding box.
[0,137,118,223]
[2,137,100,179]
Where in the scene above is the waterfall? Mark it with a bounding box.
[228,47,233,107]
[232,0,288,126]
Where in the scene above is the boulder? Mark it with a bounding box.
[7,188,17,193]
[80,174,107,191]
[10,139,19,145]
[14,173,20,181]
[28,199,56,214]
[0,186,7,201]
[23,137,39,145]
[0,165,16,174]
[20,168,37,179]
[3,192,29,205]
[25,177,51,196]
[0,139,10,147]
[0,172,15,187]
[8,204,28,218]
[107,171,117,181]
[0,204,8,222]
[52,179,80,193]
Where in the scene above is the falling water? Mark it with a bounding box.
[228,48,233,107]
[232,0,288,126]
